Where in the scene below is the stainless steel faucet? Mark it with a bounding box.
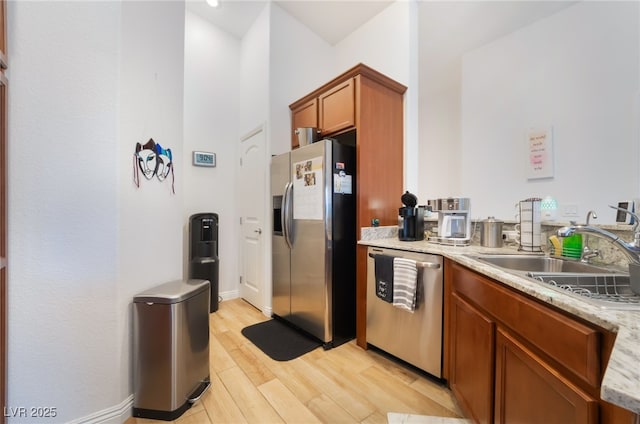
[557,206,640,265]
[581,210,600,262]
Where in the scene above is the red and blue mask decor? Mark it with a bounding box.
[133,138,175,193]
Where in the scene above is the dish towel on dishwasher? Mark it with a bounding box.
[374,254,394,303]
[392,257,418,312]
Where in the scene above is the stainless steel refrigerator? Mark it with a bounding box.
[271,139,356,349]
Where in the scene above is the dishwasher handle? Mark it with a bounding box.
[368,253,441,269]
[419,261,441,270]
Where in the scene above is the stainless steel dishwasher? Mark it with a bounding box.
[366,246,443,378]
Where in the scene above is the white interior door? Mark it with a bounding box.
[238,126,266,309]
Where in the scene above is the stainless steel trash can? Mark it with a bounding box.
[132,279,211,421]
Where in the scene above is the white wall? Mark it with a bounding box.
[406,1,420,196]
[269,3,335,156]
[334,0,417,194]
[460,1,639,223]
[334,1,410,86]
[183,11,240,299]
[239,3,270,139]
[417,2,464,201]
[8,0,186,422]
[8,1,121,422]
[117,0,185,405]
[418,83,463,200]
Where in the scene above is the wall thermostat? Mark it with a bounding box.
[615,200,637,224]
[193,151,216,167]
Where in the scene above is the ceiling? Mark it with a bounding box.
[273,1,394,45]
[185,0,266,40]
[186,0,576,47]
[185,0,394,45]
[185,0,577,88]
[418,1,577,89]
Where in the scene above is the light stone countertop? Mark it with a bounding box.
[359,227,640,416]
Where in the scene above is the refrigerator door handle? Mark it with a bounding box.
[283,182,293,249]
[281,182,289,247]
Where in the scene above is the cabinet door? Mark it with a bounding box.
[291,98,317,149]
[319,78,354,135]
[451,261,600,388]
[495,328,598,424]
[450,293,495,424]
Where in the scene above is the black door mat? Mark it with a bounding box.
[241,319,321,361]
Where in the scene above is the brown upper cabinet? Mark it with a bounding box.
[318,78,355,136]
[289,63,407,348]
[289,64,403,150]
[290,98,317,150]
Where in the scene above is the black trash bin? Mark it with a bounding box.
[189,213,219,312]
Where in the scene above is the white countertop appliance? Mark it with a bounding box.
[428,197,471,246]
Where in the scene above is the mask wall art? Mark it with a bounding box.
[133,138,175,193]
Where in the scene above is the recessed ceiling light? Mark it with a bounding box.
[206,0,219,8]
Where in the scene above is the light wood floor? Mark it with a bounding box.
[127,298,464,424]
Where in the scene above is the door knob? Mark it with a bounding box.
[254,228,262,234]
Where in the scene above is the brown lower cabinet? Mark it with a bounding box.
[450,293,494,424]
[495,328,597,424]
[447,259,637,424]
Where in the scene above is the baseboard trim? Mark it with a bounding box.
[67,394,133,424]
[262,305,273,317]
[219,289,239,301]
[220,290,271,317]
[65,293,263,423]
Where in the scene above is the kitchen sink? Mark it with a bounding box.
[528,272,640,309]
[466,254,640,309]
[471,254,613,274]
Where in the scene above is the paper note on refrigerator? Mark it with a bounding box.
[293,156,323,220]
[334,171,352,194]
